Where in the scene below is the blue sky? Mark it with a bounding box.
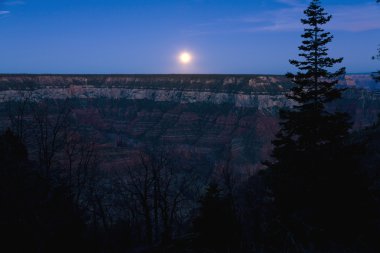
[0,0,379,74]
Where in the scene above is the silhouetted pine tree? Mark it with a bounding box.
[373,1,380,81]
[0,129,86,253]
[373,47,380,82]
[268,0,377,250]
[193,183,240,253]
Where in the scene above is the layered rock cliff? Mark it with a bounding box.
[0,74,378,174]
[0,74,376,108]
[0,75,293,109]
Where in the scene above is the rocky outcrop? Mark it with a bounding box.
[0,87,294,109]
[343,74,379,90]
[0,74,376,109]
[0,74,288,90]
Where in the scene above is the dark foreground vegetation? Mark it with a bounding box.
[2,119,380,253]
[1,1,380,252]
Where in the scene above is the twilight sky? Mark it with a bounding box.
[0,0,379,74]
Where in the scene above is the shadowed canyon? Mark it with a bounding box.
[0,74,379,176]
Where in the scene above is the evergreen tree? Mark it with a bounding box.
[268,0,376,250]
[373,46,380,82]
[373,1,380,81]
[193,183,240,253]
[0,129,86,253]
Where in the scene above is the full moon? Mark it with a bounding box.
[179,52,192,64]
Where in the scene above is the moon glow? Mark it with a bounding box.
[179,52,192,64]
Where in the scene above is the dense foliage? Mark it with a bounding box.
[265,0,379,251]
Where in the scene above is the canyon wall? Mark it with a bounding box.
[0,74,379,175]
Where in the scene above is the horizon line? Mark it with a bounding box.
[0,72,373,76]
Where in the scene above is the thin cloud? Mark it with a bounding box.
[328,4,380,32]
[0,0,25,17]
[4,1,25,5]
[190,2,380,35]
[276,0,305,7]
[241,6,304,32]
